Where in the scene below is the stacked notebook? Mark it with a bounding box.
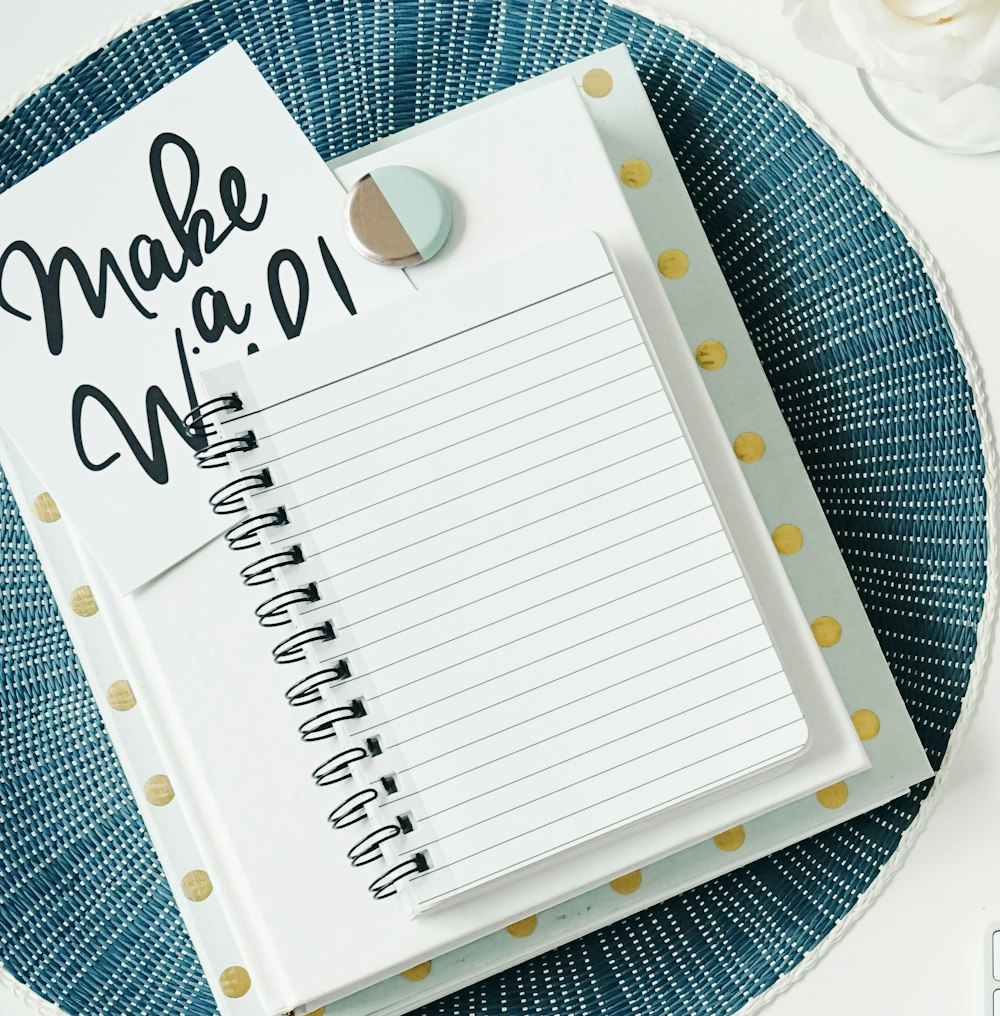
[0,43,930,1016]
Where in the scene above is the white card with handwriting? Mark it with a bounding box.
[0,44,411,592]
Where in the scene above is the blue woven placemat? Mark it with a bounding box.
[0,2,987,1014]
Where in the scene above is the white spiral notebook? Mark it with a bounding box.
[196,231,818,913]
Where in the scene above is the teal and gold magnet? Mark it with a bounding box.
[345,166,452,267]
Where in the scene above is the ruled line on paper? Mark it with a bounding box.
[294,434,683,599]
[309,473,702,605]
[302,502,715,631]
[264,304,631,444]
[385,654,780,799]
[343,596,758,729]
[407,689,796,842]
[319,493,710,623]
[274,361,662,548]
[301,526,724,661]
[257,326,641,471]
[227,270,617,422]
[291,434,684,557]
[377,615,775,817]
[281,399,670,531]
[410,733,802,905]
[286,413,669,534]
[264,369,662,495]
[313,460,684,578]
[322,540,732,670]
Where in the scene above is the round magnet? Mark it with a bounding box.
[345,166,452,267]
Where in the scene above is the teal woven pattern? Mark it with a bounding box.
[0,2,986,1014]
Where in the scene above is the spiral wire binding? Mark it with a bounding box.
[286,659,353,707]
[210,469,273,515]
[240,545,305,586]
[188,396,427,900]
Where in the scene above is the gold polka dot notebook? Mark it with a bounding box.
[2,45,931,1016]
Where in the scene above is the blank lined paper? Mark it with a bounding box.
[207,233,807,911]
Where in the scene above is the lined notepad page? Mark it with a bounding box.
[206,233,807,912]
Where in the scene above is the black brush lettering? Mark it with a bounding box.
[267,248,310,339]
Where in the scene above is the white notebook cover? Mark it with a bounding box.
[57,78,864,1015]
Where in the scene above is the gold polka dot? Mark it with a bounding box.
[712,826,746,852]
[772,524,804,555]
[657,248,689,280]
[694,341,727,371]
[610,870,642,894]
[811,615,842,647]
[619,158,651,188]
[181,869,214,902]
[70,585,98,617]
[582,68,613,98]
[506,915,538,938]
[219,966,251,998]
[401,961,432,982]
[143,774,175,806]
[816,781,849,809]
[106,680,136,712]
[303,1008,326,1016]
[32,492,61,523]
[733,432,765,463]
[851,709,881,741]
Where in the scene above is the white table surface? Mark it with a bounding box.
[1,1,998,1014]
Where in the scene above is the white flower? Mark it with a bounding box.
[784,0,1000,95]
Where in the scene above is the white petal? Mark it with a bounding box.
[882,0,967,20]
[786,0,865,62]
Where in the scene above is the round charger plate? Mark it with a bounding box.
[0,2,994,1014]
